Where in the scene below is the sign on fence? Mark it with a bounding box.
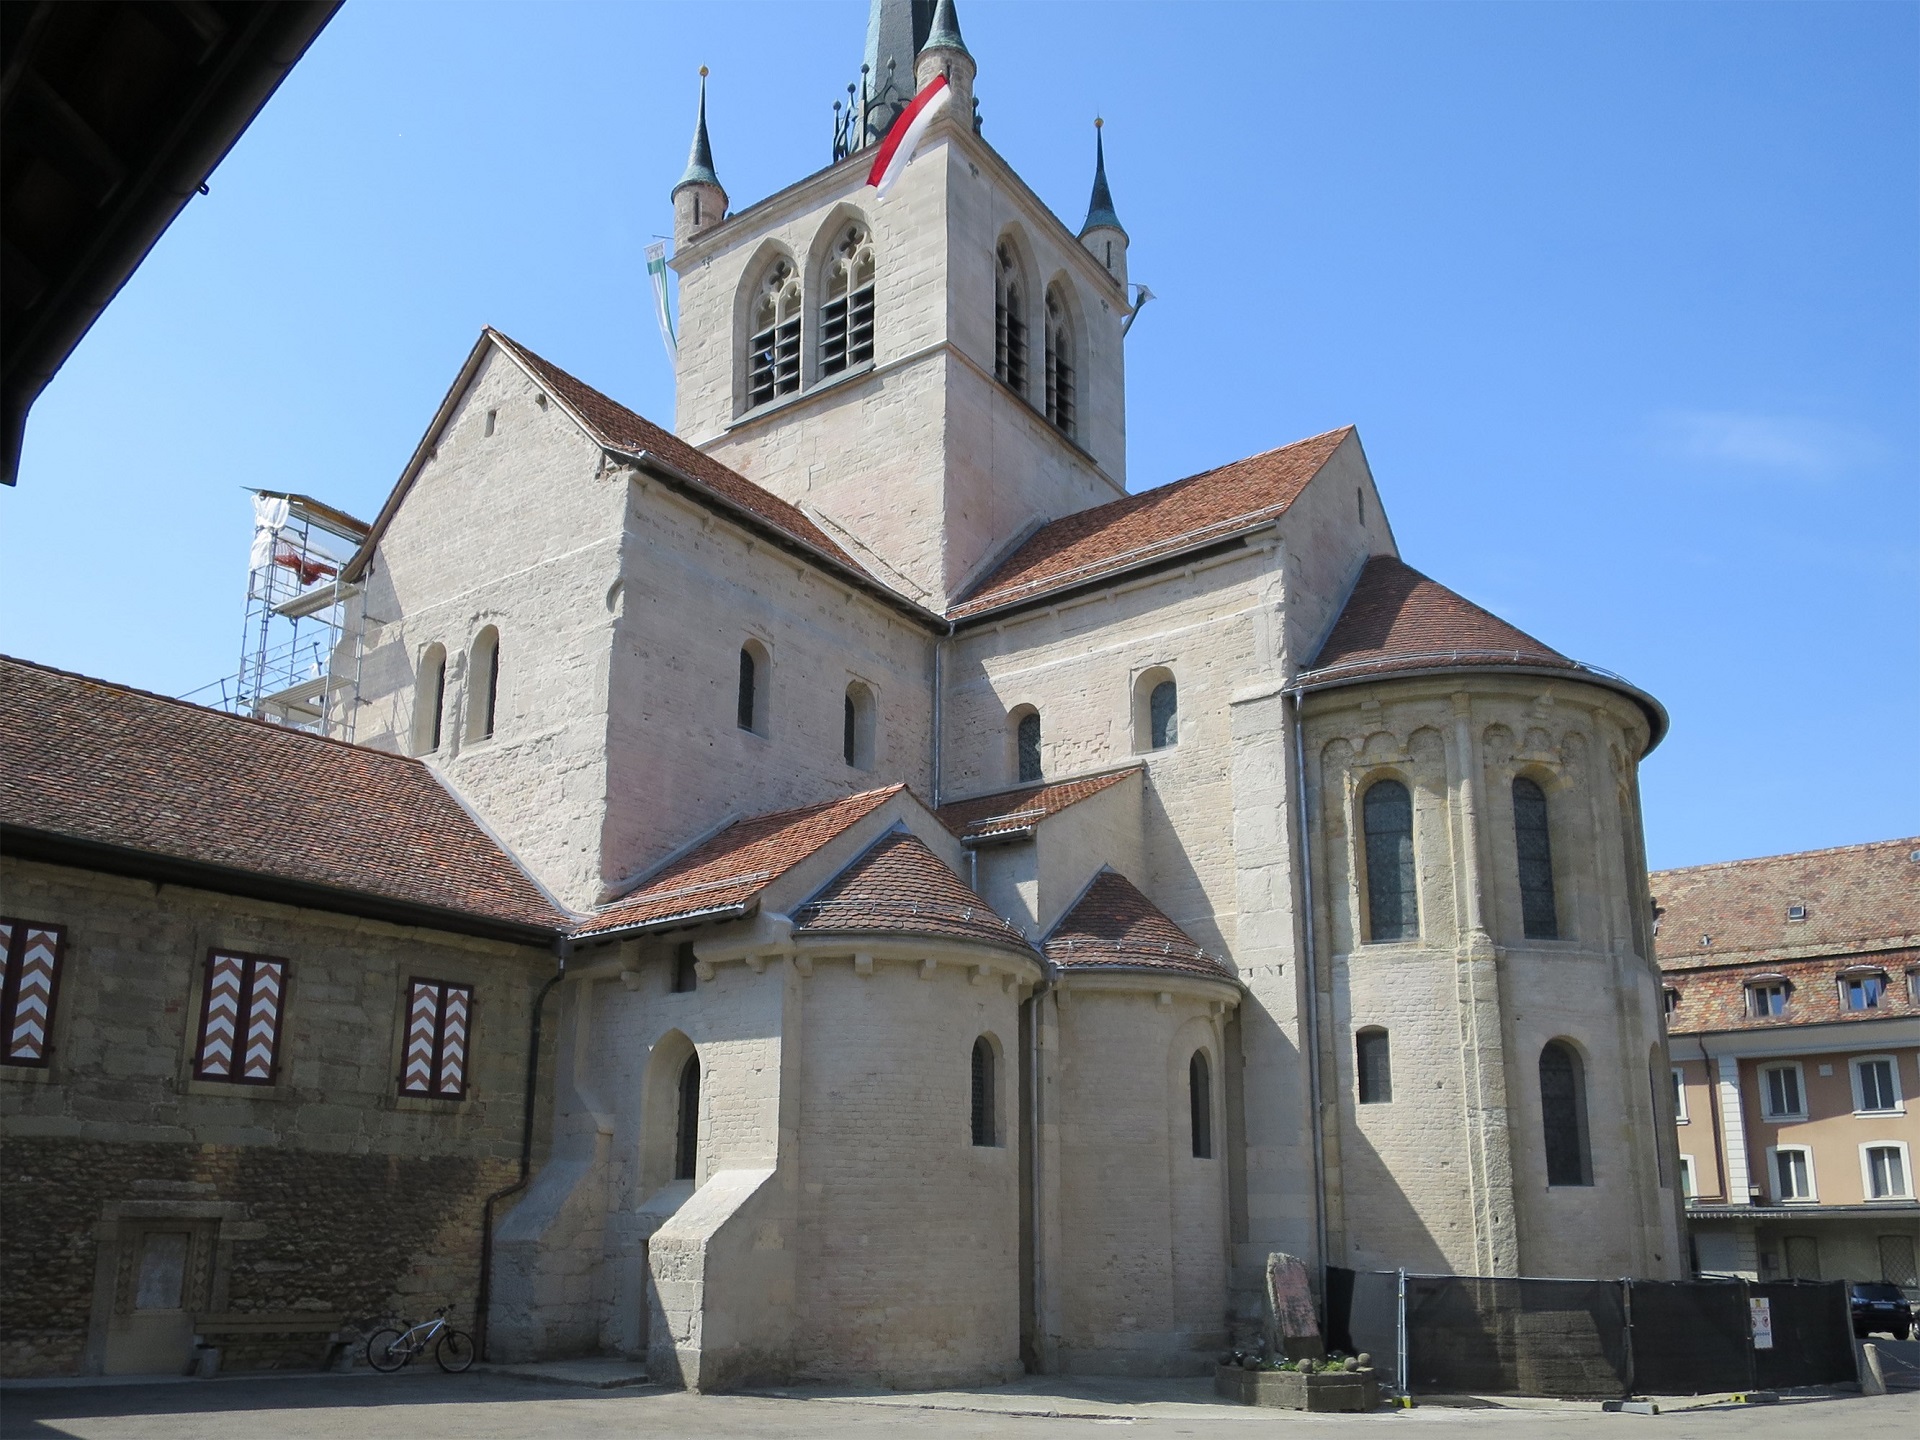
[1749,1297,1773,1350]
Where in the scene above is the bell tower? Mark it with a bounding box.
[664,0,1133,609]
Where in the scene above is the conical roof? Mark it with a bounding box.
[923,0,967,53]
[1044,870,1233,981]
[794,827,1036,954]
[673,69,722,195]
[1080,122,1125,238]
[1306,555,1575,679]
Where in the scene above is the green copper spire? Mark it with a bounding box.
[673,68,721,195]
[1080,119,1125,238]
[923,0,967,54]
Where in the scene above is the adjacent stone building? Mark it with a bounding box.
[2,0,1688,1385]
[1657,839,1920,1291]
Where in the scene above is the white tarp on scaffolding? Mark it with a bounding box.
[248,493,291,574]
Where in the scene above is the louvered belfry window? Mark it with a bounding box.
[819,224,875,378]
[995,243,1028,393]
[0,918,66,1067]
[402,979,474,1098]
[746,258,801,407]
[193,952,287,1084]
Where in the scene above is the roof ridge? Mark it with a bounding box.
[0,654,424,768]
[936,763,1143,813]
[1652,837,1920,878]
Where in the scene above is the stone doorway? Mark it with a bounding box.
[101,1220,218,1375]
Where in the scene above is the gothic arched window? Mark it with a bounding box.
[1362,779,1417,942]
[1539,1040,1592,1186]
[416,644,447,755]
[1044,286,1076,438]
[1356,1027,1392,1104]
[995,242,1028,394]
[746,257,802,407]
[1014,707,1041,784]
[1189,1051,1213,1158]
[819,223,875,377]
[1513,776,1559,940]
[971,1036,996,1147]
[675,1052,702,1181]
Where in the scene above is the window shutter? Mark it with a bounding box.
[1,919,66,1067]
[402,980,474,1098]
[195,953,286,1084]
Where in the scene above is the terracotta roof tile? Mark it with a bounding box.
[1663,948,1920,1036]
[579,785,903,936]
[1652,839,1920,970]
[1044,869,1234,982]
[950,428,1353,620]
[794,828,1035,954]
[1306,555,1575,680]
[935,767,1140,841]
[0,656,565,932]
[486,330,872,579]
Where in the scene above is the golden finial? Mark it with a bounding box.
[699,65,709,78]
[1095,116,1104,129]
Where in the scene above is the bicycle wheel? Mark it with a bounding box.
[435,1329,475,1373]
[366,1328,409,1372]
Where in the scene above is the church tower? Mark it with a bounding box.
[667,0,1133,608]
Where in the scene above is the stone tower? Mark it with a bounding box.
[667,0,1132,608]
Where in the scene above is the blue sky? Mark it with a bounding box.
[3,0,1914,869]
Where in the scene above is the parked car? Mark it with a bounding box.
[1850,1282,1915,1339]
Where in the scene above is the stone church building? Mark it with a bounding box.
[0,0,1685,1386]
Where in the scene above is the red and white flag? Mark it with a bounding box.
[866,75,950,197]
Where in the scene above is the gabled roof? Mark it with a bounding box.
[578,785,904,938]
[0,656,566,940]
[1300,555,1667,745]
[1043,869,1234,982]
[1652,838,1920,971]
[793,827,1034,954]
[949,427,1353,620]
[935,766,1139,843]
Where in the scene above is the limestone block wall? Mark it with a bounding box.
[1048,978,1234,1374]
[1303,673,1684,1282]
[0,859,554,1377]
[343,345,627,909]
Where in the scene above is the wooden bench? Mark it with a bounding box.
[191,1313,353,1372]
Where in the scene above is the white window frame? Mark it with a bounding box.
[1841,970,1889,1012]
[1760,1061,1808,1122]
[1746,982,1789,1018]
[1677,1153,1697,1200]
[1860,1141,1914,1201]
[1851,1054,1906,1116]
[1767,1144,1818,1204]
[1671,1066,1689,1124]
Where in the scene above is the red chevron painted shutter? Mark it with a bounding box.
[1,919,66,1067]
[194,952,287,1084]
[401,980,474,1098]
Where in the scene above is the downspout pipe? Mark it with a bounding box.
[1287,687,1331,1310]
[1025,967,1055,1370]
[475,937,569,1360]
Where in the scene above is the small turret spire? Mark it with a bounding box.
[674,67,722,194]
[923,0,967,55]
[1080,118,1125,239]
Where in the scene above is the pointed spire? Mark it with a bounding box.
[1080,118,1125,238]
[923,0,967,55]
[673,67,721,195]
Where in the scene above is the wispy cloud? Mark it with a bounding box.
[1656,410,1885,481]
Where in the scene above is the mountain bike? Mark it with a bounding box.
[365,1305,475,1373]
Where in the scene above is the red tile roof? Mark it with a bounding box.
[487,330,872,578]
[1652,839,1920,970]
[1306,555,1575,681]
[579,785,903,937]
[793,828,1035,954]
[1663,948,1919,1036]
[0,656,566,934]
[949,428,1353,620]
[935,766,1140,842]
[1044,869,1235,983]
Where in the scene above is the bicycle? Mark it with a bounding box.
[364,1305,475,1374]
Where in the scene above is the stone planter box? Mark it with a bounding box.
[1214,1363,1381,1411]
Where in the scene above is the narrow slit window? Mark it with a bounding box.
[737,646,759,732]
[971,1036,995,1147]
[0,919,65,1068]
[401,980,473,1098]
[675,1053,701,1180]
[1016,709,1042,784]
[843,681,874,770]
[193,952,287,1085]
[746,258,801,407]
[1149,679,1177,750]
[1356,1028,1392,1104]
[418,646,447,755]
[672,943,699,994]
[819,223,875,377]
[1512,777,1559,939]
[1189,1051,1213,1158]
[1539,1040,1592,1186]
[468,628,500,742]
[1361,779,1417,942]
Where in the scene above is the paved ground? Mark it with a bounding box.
[2,1372,1915,1440]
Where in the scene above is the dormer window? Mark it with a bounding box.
[818,224,875,377]
[747,257,802,407]
[1842,969,1887,1011]
[1746,981,1790,1018]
